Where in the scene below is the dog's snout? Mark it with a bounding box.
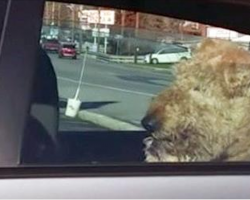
[141,115,159,132]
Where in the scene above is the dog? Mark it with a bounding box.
[142,38,250,162]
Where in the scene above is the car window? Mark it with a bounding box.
[62,44,75,48]
[45,39,59,43]
[31,1,250,165]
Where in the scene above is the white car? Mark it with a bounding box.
[145,45,192,64]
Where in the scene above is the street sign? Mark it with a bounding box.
[100,10,115,25]
[115,34,123,39]
[78,10,88,21]
[100,28,110,37]
[78,10,115,25]
[92,28,98,37]
[87,10,99,24]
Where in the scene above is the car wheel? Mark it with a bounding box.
[58,54,63,58]
[72,56,77,60]
[151,58,158,64]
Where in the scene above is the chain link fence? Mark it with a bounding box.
[42,19,202,56]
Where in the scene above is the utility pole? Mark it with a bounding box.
[58,3,61,39]
[58,3,61,27]
[72,4,75,42]
[52,2,55,24]
[135,12,140,37]
[79,5,84,53]
[66,4,76,42]
[45,2,49,25]
[121,10,125,36]
[50,2,55,37]
[97,7,101,52]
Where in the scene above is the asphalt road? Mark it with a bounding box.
[49,53,174,127]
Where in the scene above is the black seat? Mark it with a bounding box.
[21,47,59,164]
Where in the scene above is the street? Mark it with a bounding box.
[49,53,174,127]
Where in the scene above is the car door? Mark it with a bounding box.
[0,0,249,199]
[161,48,180,63]
[156,49,175,63]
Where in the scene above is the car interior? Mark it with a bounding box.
[0,0,250,178]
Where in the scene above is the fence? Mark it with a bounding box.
[96,53,144,63]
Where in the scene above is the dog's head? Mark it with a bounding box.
[142,39,250,162]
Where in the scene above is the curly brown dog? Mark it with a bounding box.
[142,38,250,162]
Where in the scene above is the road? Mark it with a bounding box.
[49,53,174,127]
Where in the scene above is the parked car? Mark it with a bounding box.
[58,43,77,59]
[144,44,191,64]
[41,39,60,53]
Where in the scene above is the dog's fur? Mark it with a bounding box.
[144,38,250,162]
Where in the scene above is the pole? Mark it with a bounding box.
[97,7,101,52]
[94,23,97,46]
[58,3,61,39]
[52,2,55,23]
[50,2,55,37]
[45,2,49,25]
[74,50,88,99]
[79,5,83,53]
[135,12,140,37]
[121,10,125,36]
[58,3,61,26]
[72,5,75,42]
[104,24,108,54]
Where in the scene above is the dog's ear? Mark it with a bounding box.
[195,39,250,97]
[220,48,250,97]
[195,38,216,53]
[195,38,237,60]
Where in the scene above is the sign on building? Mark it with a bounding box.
[100,10,115,25]
[78,9,115,25]
[78,10,99,24]
[87,10,99,24]
[206,27,239,40]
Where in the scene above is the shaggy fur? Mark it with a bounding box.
[143,38,250,162]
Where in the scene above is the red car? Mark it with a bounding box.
[58,43,77,59]
[41,39,60,53]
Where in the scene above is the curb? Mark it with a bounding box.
[123,63,174,72]
[78,110,143,131]
[95,57,174,72]
[85,53,174,73]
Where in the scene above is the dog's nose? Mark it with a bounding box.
[141,115,159,132]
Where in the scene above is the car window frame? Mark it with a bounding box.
[0,0,44,166]
[0,0,249,178]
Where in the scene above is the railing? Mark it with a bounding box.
[96,53,145,63]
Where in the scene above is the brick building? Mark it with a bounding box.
[43,2,186,35]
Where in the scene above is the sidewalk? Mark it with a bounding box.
[59,113,109,132]
[122,62,175,72]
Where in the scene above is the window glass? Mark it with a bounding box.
[62,44,75,48]
[34,1,250,165]
[158,46,188,54]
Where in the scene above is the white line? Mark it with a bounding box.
[57,76,155,97]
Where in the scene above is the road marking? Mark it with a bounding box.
[57,76,156,97]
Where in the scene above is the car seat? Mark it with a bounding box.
[21,47,59,164]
